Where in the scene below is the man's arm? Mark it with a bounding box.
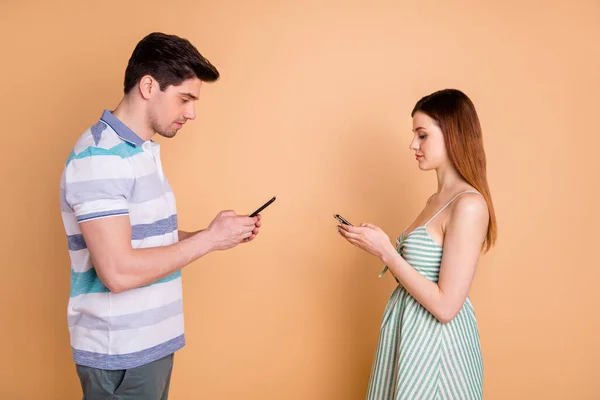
[178,229,203,241]
[80,211,259,294]
[80,217,211,293]
[64,149,260,293]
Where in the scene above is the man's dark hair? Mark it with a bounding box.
[123,32,220,94]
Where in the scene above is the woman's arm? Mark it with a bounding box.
[339,194,488,323]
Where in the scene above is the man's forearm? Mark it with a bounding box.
[106,230,213,293]
[178,229,203,241]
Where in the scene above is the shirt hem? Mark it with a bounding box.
[72,334,185,370]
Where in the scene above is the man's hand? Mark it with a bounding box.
[203,210,261,251]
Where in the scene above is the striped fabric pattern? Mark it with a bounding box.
[59,110,185,370]
[367,226,483,399]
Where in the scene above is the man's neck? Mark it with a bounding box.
[112,96,155,142]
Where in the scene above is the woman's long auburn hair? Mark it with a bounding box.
[411,89,497,252]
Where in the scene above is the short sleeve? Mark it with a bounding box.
[64,148,135,223]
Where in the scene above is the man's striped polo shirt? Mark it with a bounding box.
[59,110,185,370]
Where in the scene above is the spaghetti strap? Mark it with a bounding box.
[423,190,481,227]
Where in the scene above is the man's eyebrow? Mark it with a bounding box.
[179,92,199,100]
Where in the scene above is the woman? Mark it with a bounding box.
[338,89,497,400]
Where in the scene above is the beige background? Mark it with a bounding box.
[1,0,599,399]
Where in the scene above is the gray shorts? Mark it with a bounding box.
[76,353,174,400]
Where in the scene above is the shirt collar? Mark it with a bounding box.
[100,110,145,147]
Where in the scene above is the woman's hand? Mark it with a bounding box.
[337,223,397,261]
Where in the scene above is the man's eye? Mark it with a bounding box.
[419,135,427,139]
[181,99,189,103]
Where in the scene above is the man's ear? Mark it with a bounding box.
[138,75,156,100]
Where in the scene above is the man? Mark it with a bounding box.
[59,32,261,399]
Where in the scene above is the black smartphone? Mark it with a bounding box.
[250,196,276,217]
[333,214,353,226]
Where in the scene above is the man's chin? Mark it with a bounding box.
[158,130,178,139]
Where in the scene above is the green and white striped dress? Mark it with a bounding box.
[367,192,483,400]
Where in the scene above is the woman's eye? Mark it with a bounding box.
[419,135,427,140]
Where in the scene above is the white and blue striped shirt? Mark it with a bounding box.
[59,110,185,370]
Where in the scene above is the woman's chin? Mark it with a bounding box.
[417,161,430,171]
